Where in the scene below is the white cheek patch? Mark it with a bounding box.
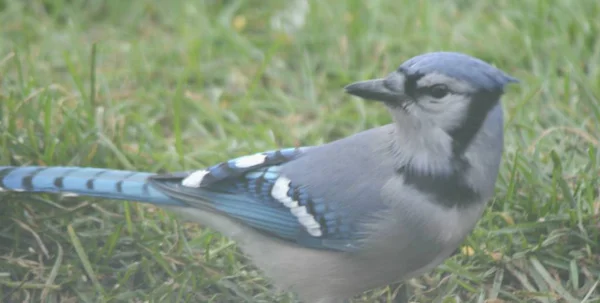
[182,170,209,188]
[271,177,323,237]
[231,154,267,168]
[418,94,469,132]
[438,95,470,130]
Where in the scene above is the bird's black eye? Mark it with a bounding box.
[426,84,450,99]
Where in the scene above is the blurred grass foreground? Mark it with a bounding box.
[1,0,600,302]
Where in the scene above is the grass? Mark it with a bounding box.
[0,0,599,302]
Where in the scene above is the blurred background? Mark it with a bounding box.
[0,0,599,302]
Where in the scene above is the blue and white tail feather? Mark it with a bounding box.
[0,166,181,206]
[0,147,357,251]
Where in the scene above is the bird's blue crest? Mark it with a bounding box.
[399,52,519,92]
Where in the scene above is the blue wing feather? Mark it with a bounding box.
[150,147,362,251]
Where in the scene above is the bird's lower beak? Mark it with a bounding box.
[344,78,401,103]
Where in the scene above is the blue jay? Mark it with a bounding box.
[0,52,518,302]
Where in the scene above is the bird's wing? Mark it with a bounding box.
[149,147,366,252]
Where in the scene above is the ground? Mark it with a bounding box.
[1,0,599,302]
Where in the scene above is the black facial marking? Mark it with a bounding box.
[448,90,502,154]
[402,72,424,98]
[398,157,479,208]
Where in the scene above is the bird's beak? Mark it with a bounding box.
[344,78,400,103]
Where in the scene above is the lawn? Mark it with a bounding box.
[1,0,599,302]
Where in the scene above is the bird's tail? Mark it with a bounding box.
[0,166,185,206]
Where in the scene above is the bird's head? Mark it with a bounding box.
[345,52,518,153]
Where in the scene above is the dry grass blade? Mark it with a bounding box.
[40,241,63,301]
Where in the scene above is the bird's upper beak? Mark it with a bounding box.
[344,73,403,103]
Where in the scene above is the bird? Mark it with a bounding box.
[0,52,518,303]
